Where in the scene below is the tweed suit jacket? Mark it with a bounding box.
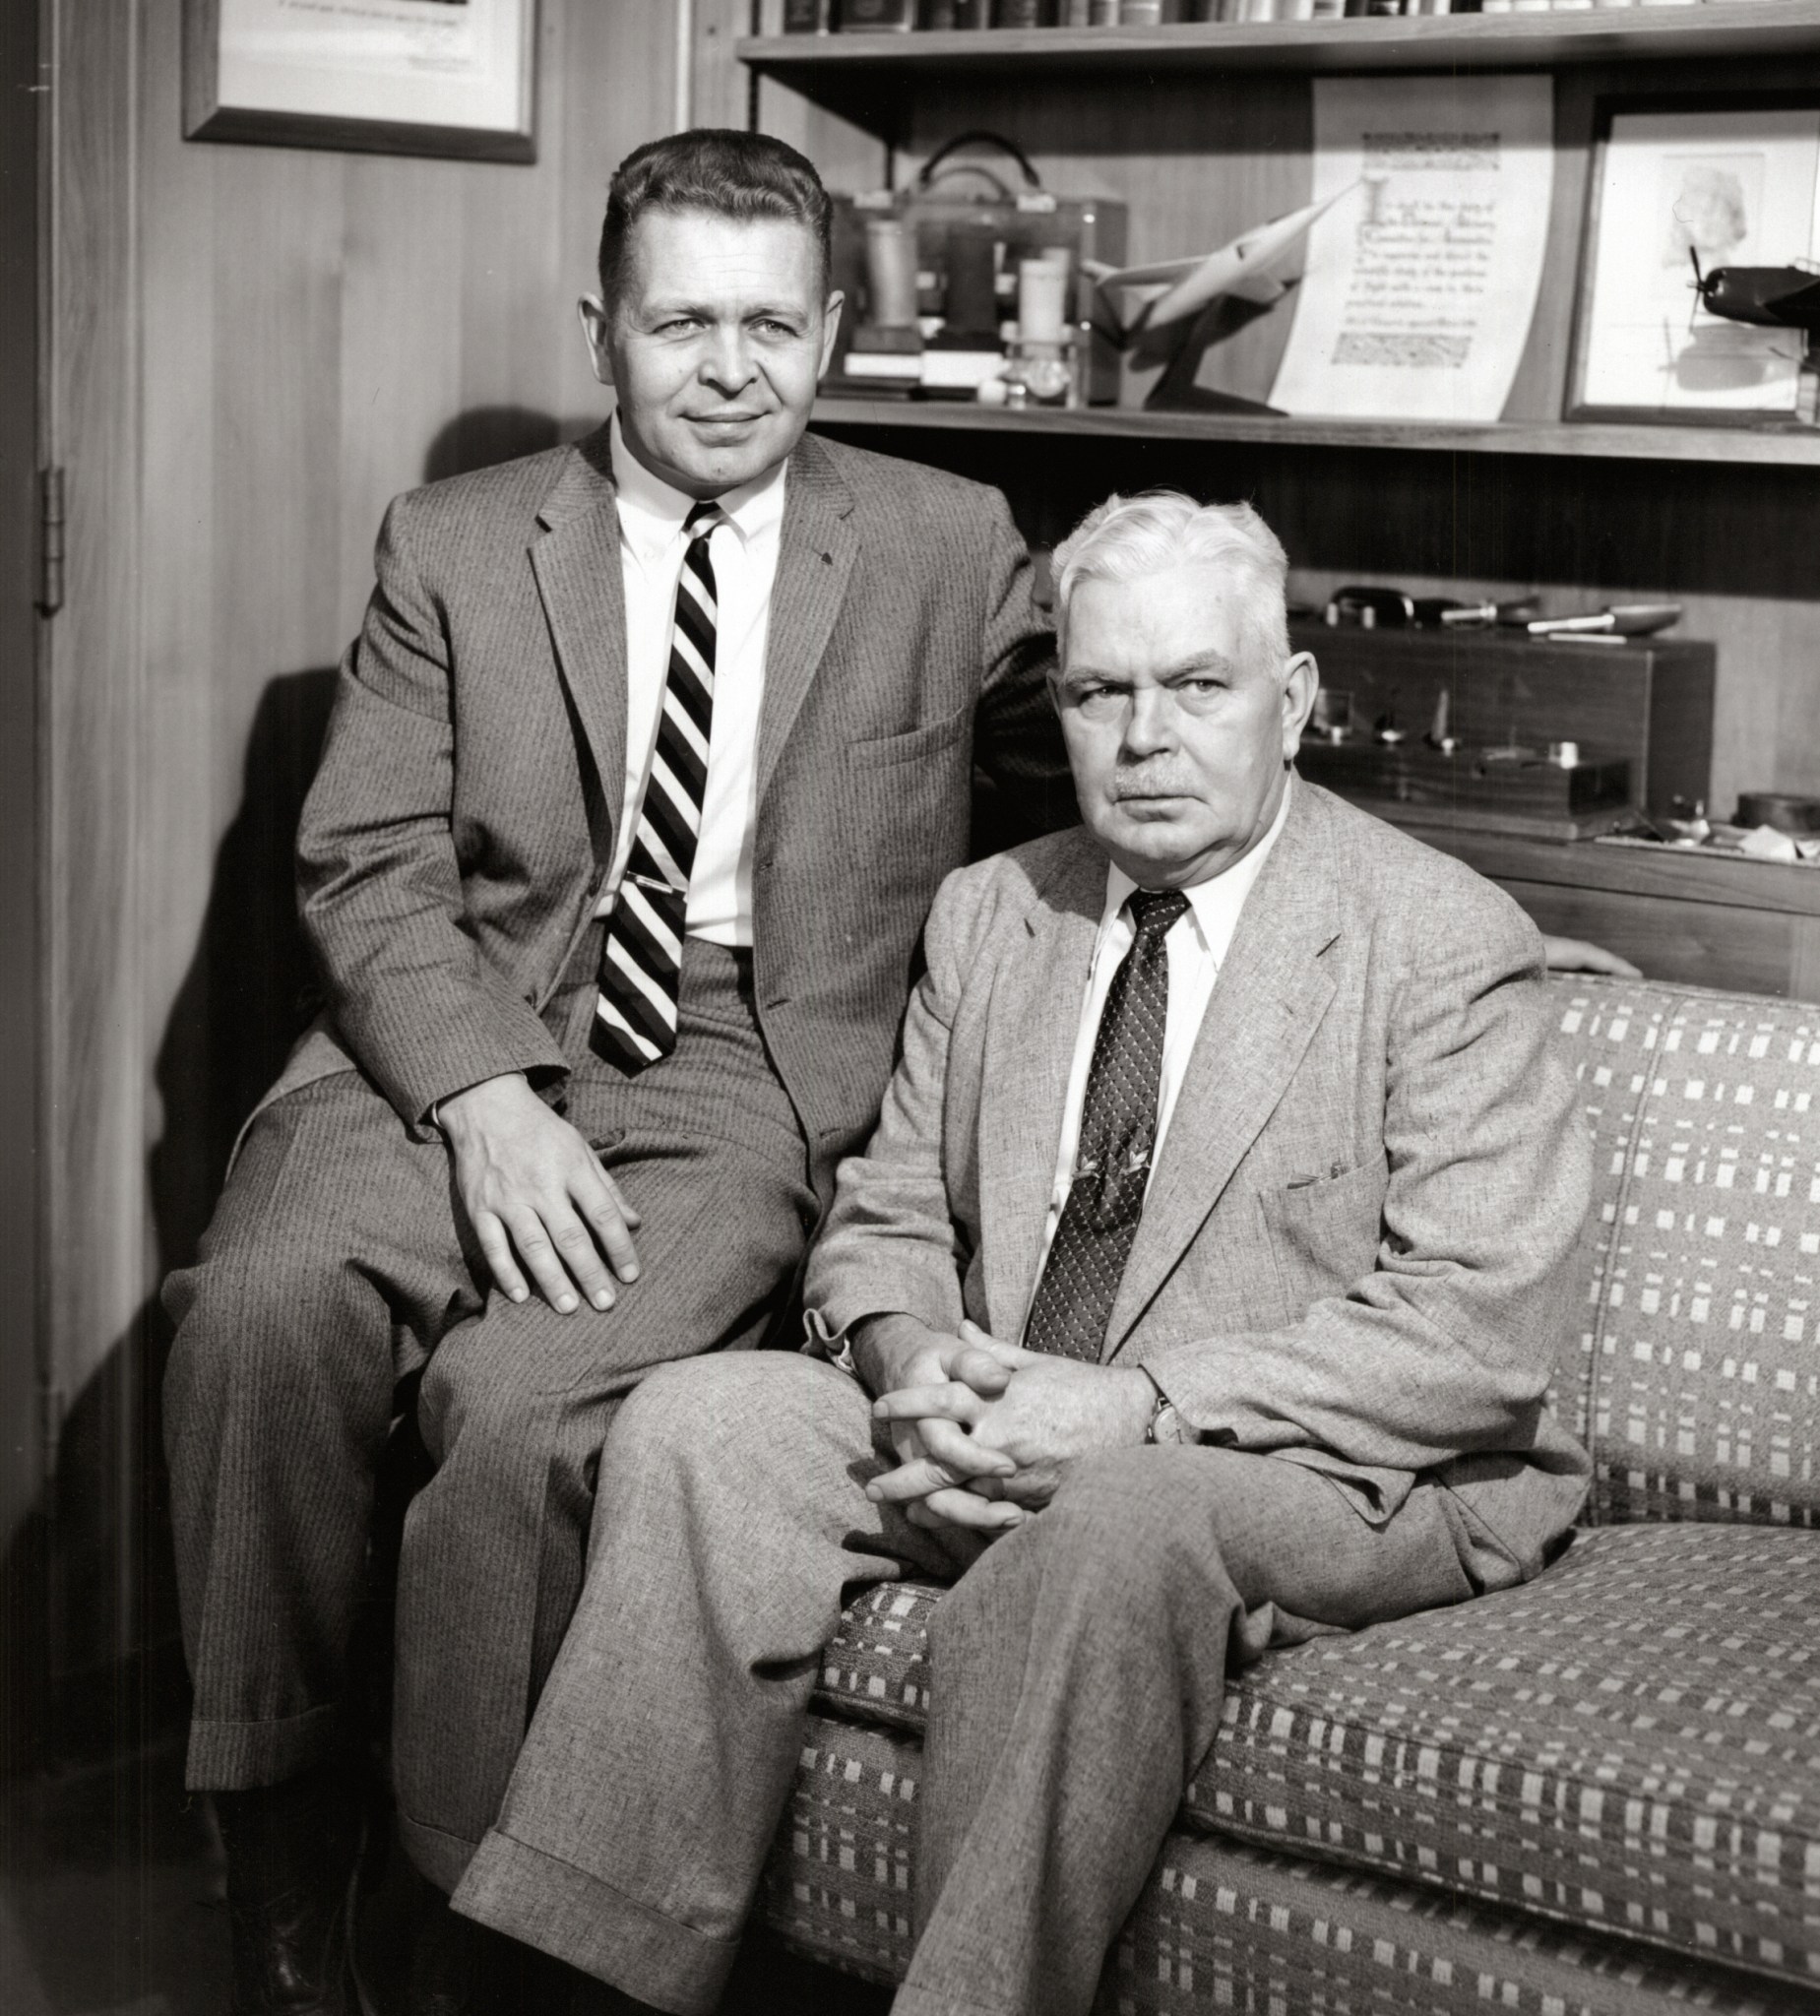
[275,425,1070,1206]
[805,781,1594,1582]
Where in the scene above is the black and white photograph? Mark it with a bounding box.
[3,5,1818,2016]
[1573,102,1820,418]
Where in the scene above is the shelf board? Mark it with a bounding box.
[1424,827,1820,914]
[742,6,1820,85]
[809,395,1820,466]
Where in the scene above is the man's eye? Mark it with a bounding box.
[656,317,702,335]
[753,319,798,338]
[1074,687,1124,718]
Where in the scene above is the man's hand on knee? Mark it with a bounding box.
[437,1072,642,1314]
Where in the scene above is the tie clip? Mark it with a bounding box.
[627,870,686,900]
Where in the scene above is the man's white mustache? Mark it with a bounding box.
[1109,774,1195,799]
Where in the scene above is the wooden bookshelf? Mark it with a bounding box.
[732,0,1820,839]
[810,396,1820,467]
[743,5,1820,106]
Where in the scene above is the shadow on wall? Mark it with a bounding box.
[423,404,564,484]
[0,404,573,2014]
[4,407,569,1780]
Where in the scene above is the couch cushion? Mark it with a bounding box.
[1550,979,1683,1450]
[766,1714,1820,2014]
[813,1523,1820,1987]
[1590,993,1820,1527]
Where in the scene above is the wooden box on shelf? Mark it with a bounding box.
[1291,620,1717,818]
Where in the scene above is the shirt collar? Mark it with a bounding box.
[608,410,787,563]
[1100,771,1294,968]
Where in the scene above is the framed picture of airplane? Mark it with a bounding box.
[184,0,538,162]
[1570,101,1820,424]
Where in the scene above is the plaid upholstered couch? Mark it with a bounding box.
[756,974,1820,2014]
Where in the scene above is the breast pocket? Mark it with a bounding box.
[847,708,969,770]
[1263,1161,1385,1306]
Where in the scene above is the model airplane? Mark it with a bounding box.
[1690,250,1820,333]
[1084,185,1358,342]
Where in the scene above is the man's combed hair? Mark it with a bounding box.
[1051,492,1292,676]
[598,129,833,302]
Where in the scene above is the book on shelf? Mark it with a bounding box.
[791,0,1792,28]
[837,0,916,25]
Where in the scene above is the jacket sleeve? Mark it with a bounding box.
[970,488,1077,845]
[802,864,988,1353]
[296,493,568,1134]
[1138,907,1591,1472]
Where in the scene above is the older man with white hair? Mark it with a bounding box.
[452,491,1594,2016]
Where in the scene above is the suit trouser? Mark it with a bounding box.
[452,1351,1484,2016]
[162,944,817,1892]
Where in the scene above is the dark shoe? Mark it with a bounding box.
[408,1887,555,2016]
[560,1979,667,2016]
[216,1764,360,2015]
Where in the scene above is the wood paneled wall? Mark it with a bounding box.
[46,0,676,1688]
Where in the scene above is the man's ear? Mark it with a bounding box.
[816,290,847,382]
[578,294,614,389]
[1281,650,1319,763]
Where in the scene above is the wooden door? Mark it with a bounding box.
[0,0,44,1769]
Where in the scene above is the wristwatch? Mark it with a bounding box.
[1143,1372,1195,1446]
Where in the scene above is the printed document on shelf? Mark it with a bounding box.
[1269,76,1554,422]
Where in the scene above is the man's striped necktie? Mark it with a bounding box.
[592,498,725,1075]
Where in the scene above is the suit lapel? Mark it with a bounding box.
[1103,783,1342,1356]
[978,836,1108,1338]
[530,426,628,861]
[756,434,857,811]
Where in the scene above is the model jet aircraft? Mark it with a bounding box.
[1690,250,1820,333]
[1084,184,1358,343]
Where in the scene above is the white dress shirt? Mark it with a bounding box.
[597,413,787,948]
[1040,776,1294,1266]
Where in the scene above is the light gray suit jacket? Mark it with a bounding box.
[805,781,1593,1583]
[271,426,1071,1209]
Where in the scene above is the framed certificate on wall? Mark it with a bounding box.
[184,0,538,162]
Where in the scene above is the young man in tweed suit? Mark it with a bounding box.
[160,130,1070,2013]
[454,495,1594,2016]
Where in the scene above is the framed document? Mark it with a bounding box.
[184,0,538,162]
[1570,103,1820,423]
[1268,74,1555,424]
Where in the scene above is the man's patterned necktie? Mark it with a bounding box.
[591,499,725,1074]
[1024,887,1191,1361]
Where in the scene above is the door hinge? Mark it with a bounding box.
[36,467,64,616]
[38,1380,65,1484]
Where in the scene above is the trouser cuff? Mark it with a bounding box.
[892,1988,1011,2016]
[454,1828,741,2016]
[397,1809,483,1895]
[184,1703,345,1789]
